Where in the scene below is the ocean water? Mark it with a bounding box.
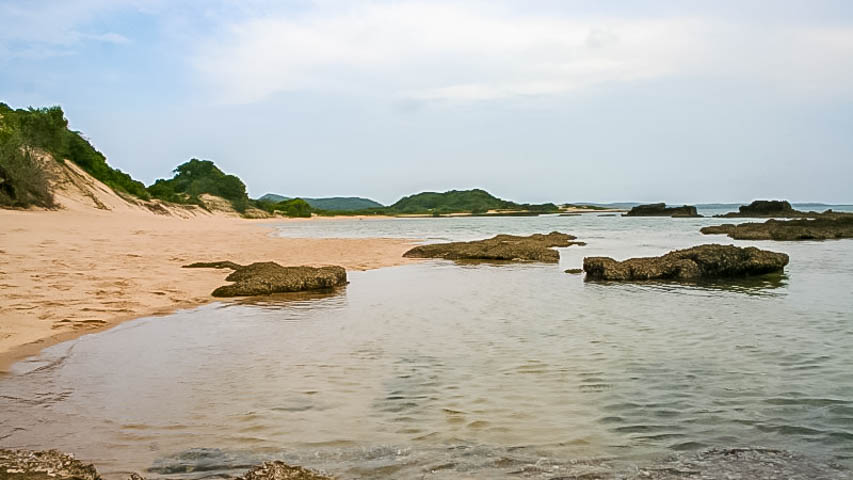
[1,213,852,479]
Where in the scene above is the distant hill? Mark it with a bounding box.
[259,193,289,203]
[390,189,558,214]
[259,193,383,211]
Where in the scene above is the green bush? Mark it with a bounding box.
[255,197,313,217]
[148,158,250,212]
[0,135,56,208]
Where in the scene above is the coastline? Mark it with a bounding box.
[0,209,417,373]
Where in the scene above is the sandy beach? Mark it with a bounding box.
[0,209,415,372]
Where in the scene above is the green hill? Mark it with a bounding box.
[389,189,558,215]
[259,193,289,203]
[0,103,149,207]
[259,193,383,211]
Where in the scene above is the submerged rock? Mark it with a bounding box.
[583,244,788,281]
[0,449,100,480]
[185,261,347,297]
[564,268,584,274]
[701,216,853,240]
[403,231,583,263]
[2,447,846,480]
[236,461,334,480]
[624,203,701,217]
[627,447,847,479]
[183,260,244,270]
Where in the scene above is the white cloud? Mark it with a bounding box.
[82,32,131,44]
[0,0,137,60]
[192,1,853,104]
[194,3,701,104]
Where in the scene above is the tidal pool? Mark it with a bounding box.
[1,215,852,478]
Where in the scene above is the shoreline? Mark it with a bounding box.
[0,209,417,373]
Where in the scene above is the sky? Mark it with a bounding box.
[1,0,852,205]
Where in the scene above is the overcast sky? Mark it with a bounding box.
[1,0,851,204]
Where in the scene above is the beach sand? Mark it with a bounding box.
[0,209,415,372]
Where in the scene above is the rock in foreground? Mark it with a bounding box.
[0,449,100,480]
[701,217,853,241]
[185,261,347,297]
[583,244,788,281]
[403,232,583,263]
[624,203,701,217]
[237,461,334,480]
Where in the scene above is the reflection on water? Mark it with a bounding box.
[1,216,852,479]
[593,273,789,297]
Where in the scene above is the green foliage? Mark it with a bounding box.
[255,197,313,217]
[148,158,250,212]
[0,134,56,208]
[0,103,149,200]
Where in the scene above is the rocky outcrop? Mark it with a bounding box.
[701,216,853,240]
[716,200,808,218]
[403,232,583,263]
[0,449,101,480]
[583,244,788,281]
[184,261,347,297]
[237,461,334,480]
[624,203,701,217]
[0,450,334,480]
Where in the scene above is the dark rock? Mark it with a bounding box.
[564,268,584,274]
[583,244,788,281]
[0,449,100,480]
[702,216,853,240]
[209,262,347,297]
[403,232,583,263]
[717,199,809,218]
[624,203,701,217]
[236,461,334,480]
[183,261,244,270]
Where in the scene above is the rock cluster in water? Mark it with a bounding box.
[624,203,701,217]
[0,450,335,480]
[583,244,789,281]
[403,231,583,263]
[702,216,853,241]
[716,199,817,218]
[2,447,847,480]
[184,261,347,297]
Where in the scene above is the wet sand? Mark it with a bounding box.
[0,209,415,372]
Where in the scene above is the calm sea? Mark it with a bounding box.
[1,208,852,479]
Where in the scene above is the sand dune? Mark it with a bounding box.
[0,160,414,372]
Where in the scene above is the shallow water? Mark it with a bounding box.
[1,214,852,479]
